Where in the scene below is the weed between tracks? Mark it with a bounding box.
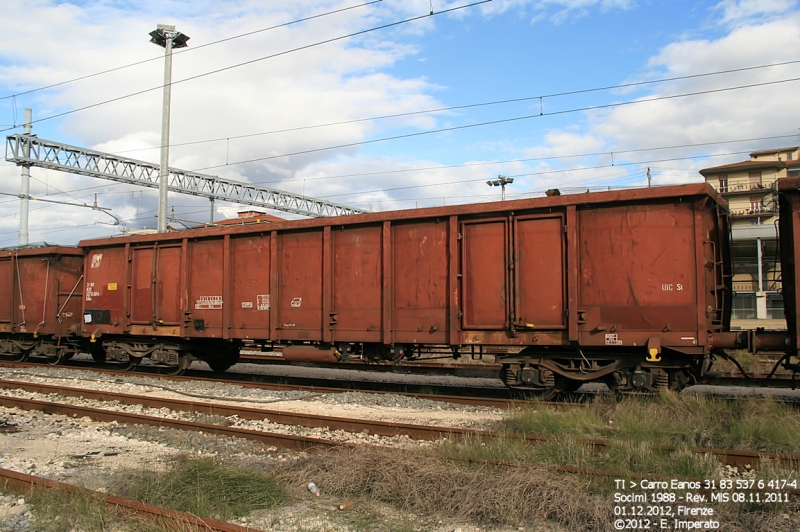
[25,489,173,532]
[21,445,800,532]
[112,456,287,520]
[18,391,800,531]
[22,459,286,532]
[502,391,800,454]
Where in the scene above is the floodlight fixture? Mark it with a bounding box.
[486,175,514,200]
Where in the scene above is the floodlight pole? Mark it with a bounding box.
[18,108,32,246]
[485,174,513,201]
[150,24,189,233]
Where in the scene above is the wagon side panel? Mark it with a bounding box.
[577,200,701,347]
[392,220,448,344]
[83,246,127,335]
[277,230,324,342]
[187,239,225,338]
[0,258,13,331]
[331,225,382,343]
[514,215,567,329]
[229,234,272,339]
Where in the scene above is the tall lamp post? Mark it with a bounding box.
[486,175,514,201]
[18,108,32,246]
[149,24,189,233]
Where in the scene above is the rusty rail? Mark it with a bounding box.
[0,393,342,452]
[0,378,797,470]
[0,359,527,409]
[0,468,260,532]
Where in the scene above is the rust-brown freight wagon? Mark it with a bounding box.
[0,245,86,362]
[78,183,731,395]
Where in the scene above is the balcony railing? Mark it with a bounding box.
[711,182,775,194]
[729,204,776,217]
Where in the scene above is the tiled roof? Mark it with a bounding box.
[699,160,786,176]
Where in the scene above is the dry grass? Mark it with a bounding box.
[273,445,611,531]
[270,446,800,532]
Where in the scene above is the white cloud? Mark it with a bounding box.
[0,0,454,244]
[714,0,797,26]
[514,6,800,189]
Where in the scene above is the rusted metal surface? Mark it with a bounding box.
[331,224,382,343]
[276,230,323,342]
[391,220,449,344]
[74,183,728,365]
[82,246,125,336]
[779,178,800,352]
[0,247,84,338]
[281,345,340,363]
[514,215,566,329]
[0,467,259,532]
[230,234,272,338]
[188,239,225,338]
[577,200,713,349]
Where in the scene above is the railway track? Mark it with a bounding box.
[0,377,796,471]
[0,369,799,530]
[0,359,538,409]
[0,468,258,532]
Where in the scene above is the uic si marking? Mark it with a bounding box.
[662,283,683,291]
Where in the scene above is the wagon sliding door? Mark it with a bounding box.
[461,215,565,331]
[461,219,509,329]
[513,215,566,329]
[130,245,182,326]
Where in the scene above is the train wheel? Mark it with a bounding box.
[561,378,584,394]
[163,353,192,376]
[668,369,693,392]
[46,352,68,366]
[206,353,239,373]
[206,359,235,372]
[502,364,569,400]
[0,341,31,362]
[89,344,106,364]
[5,349,30,363]
[521,375,570,400]
[121,356,143,371]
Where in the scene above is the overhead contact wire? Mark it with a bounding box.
[0,1,490,133]
[194,76,800,172]
[0,0,383,102]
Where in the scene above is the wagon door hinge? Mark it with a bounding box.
[457,233,462,240]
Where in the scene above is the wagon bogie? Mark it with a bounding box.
[97,339,193,374]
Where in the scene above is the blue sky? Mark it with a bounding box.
[1,0,799,245]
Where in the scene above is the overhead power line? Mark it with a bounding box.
[0,1,382,103]
[108,58,800,156]
[193,75,800,173]
[0,1,490,133]
[252,133,799,186]
[315,149,754,199]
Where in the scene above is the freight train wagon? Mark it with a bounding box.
[0,245,88,362]
[73,182,746,397]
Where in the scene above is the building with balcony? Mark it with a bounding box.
[699,147,800,329]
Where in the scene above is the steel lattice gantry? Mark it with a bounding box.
[5,134,368,218]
